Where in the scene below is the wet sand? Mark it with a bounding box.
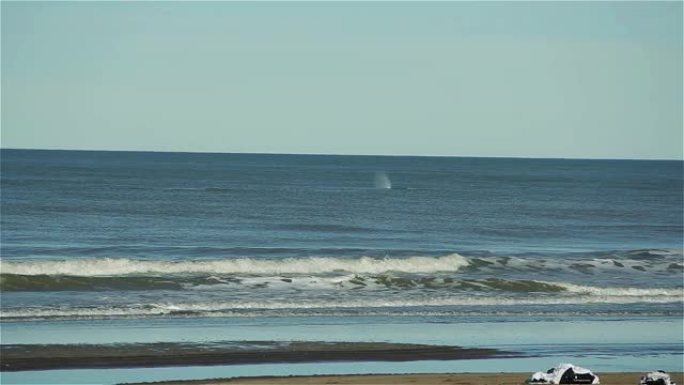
[125,372,684,385]
[0,341,516,371]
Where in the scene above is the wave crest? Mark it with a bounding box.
[0,254,470,276]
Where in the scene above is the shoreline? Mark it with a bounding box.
[0,341,517,372]
[123,372,684,385]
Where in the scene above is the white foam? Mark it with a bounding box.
[2,289,682,320]
[0,254,470,276]
[3,251,682,277]
[557,282,684,297]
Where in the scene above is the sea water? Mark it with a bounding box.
[1,150,682,384]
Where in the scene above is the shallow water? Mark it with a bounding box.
[2,317,682,384]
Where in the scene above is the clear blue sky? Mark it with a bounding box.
[2,1,682,159]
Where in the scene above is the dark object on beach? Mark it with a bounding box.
[560,368,596,384]
[528,363,600,384]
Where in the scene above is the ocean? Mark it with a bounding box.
[1,149,682,384]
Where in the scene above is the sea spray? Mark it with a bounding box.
[374,171,392,189]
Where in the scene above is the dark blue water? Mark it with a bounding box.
[2,149,682,256]
[1,149,682,320]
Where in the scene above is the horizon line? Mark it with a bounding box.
[1,147,682,162]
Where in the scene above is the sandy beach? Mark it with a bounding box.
[125,372,684,385]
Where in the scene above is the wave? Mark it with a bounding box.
[0,245,386,258]
[554,283,682,297]
[0,274,569,292]
[3,250,683,277]
[0,275,570,292]
[2,270,681,307]
[0,254,470,276]
[271,223,380,233]
[2,291,682,320]
[0,274,187,291]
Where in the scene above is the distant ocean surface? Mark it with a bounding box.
[1,149,682,320]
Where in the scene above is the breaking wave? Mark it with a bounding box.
[1,272,682,299]
[2,250,681,278]
[2,251,681,321]
[0,255,470,276]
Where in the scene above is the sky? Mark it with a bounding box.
[1,1,682,159]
